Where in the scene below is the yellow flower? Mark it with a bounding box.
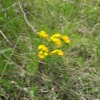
[53,38,62,47]
[51,49,64,56]
[51,33,61,38]
[38,51,45,59]
[61,36,71,44]
[51,49,58,55]
[38,51,48,59]
[61,36,69,40]
[50,38,62,47]
[37,31,49,39]
[44,52,48,56]
[57,50,64,56]
[38,45,49,52]
[65,39,71,44]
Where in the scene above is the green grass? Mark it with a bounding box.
[0,0,100,100]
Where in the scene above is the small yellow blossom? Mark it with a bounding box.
[44,52,48,56]
[38,31,49,39]
[51,49,64,56]
[51,49,58,54]
[38,51,48,59]
[51,33,61,38]
[38,51,45,59]
[57,50,64,56]
[61,36,69,40]
[65,39,71,44]
[61,36,71,44]
[51,38,62,47]
[38,45,49,52]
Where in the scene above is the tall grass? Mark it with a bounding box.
[0,0,100,99]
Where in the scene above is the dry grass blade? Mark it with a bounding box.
[18,1,37,33]
[0,30,10,43]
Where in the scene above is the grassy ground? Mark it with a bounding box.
[0,0,100,100]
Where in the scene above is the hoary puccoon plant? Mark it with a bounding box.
[37,31,71,59]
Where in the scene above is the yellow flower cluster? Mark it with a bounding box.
[38,45,49,52]
[37,31,71,45]
[50,33,61,38]
[50,49,64,56]
[38,45,64,59]
[50,33,62,47]
[38,45,49,59]
[61,36,71,44]
[51,38,62,47]
[37,31,49,39]
[37,31,71,59]
[50,33,71,47]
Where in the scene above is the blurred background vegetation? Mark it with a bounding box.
[0,0,100,99]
